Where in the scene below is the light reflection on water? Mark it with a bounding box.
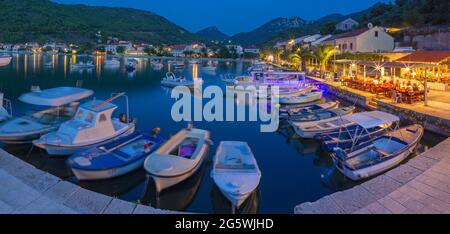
[0,53,446,213]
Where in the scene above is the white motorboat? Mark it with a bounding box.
[188,59,200,65]
[211,141,261,209]
[332,124,424,181]
[104,59,120,67]
[150,60,163,69]
[279,101,339,118]
[0,93,12,122]
[277,90,323,104]
[161,72,196,88]
[0,87,94,144]
[143,127,211,193]
[291,111,399,138]
[33,93,136,156]
[71,61,95,69]
[0,56,12,67]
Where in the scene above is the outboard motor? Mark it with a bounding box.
[119,113,127,123]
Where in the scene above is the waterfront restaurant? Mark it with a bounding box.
[334,50,450,105]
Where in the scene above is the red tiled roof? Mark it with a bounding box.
[396,50,450,64]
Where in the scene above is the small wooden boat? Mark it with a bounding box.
[290,111,398,139]
[161,72,195,88]
[104,59,120,67]
[288,106,355,123]
[277,90,323,104]
[143,127,211,193]
[67,130,164,180]
[33,93,136,155]
[211,141,261,209]
[150,60,163,69]
[0,87,94,144]
[0,56,12,67]
[331,124,424,181]
[279,101,339,118]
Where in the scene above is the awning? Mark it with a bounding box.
[343,111,399,129]
[19,87,94,106]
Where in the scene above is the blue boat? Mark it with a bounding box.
[67,130,164,181]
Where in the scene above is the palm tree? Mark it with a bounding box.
[288,44,314,72]
[311,44,339,75]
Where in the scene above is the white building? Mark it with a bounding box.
[335,18,359,32]
[324,26,394,53]
[226,45,244,56]
[244,46,260,54]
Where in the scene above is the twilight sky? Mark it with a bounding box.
[54,0,389,35]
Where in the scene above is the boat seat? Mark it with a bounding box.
[369,146,390,157]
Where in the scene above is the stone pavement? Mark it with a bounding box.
[0,149,180,214]
[295,137,450,214]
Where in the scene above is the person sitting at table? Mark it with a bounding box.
[418,83,425,92]
[400,81,406,89]
[406,82,413,92]
[412,83,419,92]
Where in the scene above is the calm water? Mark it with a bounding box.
[0,53,445,213]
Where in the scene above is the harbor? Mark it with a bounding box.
[0,53,447,214]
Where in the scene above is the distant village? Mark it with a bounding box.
[1,18,449,60]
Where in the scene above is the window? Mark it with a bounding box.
[350,43,353,50]
[75,110,84,119]
[375,31,378,37]
[99,114,107,122]
[85,112,94,123]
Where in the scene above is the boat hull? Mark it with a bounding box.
[34,125,135,156]
[70,157,144,180]
[151,145,208,193]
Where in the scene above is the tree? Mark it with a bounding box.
[116,46,126,54]
[217,46,232,58]
[311,44,339,75]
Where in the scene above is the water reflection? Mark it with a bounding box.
[141,162,208,211]
[211,185,259,214]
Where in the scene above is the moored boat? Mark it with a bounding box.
[277,90,323,104]
[0,93,12,122]
[71,61,95,69]
[0,87,94,144]
[331,124,424,181]
[211,141,261,209]
[160,72,196,88]
[67,130,164,180]
[0,56,12,67]
[290,111,398,138]
[143,127,211,193]
[104,59,120,67]
[279,101,339,118]
[288,106,355,123]
[33,93,136,156]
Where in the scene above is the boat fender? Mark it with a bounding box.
[151,127,161,136]
[119,113,127,123]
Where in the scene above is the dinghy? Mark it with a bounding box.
[279,101,339,118]
[143,127,211,193]
[277,90,323,104]
[67,130,164,180]
[33,93,136,155]
[290,111,398,139]
[104,59,120,67]
[71,61,95,69]
[331,124,424,181]
[0,87,93,144]
[211,141,261,209]
[160,72,196,88]
[288,106,354,123]
[0,56,12,67]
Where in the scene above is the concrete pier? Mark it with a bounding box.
[0,149,180,214]
[295,137,450,214]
